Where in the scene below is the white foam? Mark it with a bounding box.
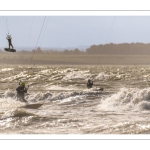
[62,70,92,81]
[39,69,52,74]
[0,97,22,109]
[0,68,14,72]
[1,71,27,82]
[45,84,79,91]
[4,89,16,98]
[98,87,150,111]
[95,72,111,80]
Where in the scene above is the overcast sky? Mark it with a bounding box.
[1,16,150,50]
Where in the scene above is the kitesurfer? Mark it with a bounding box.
[6,34,14,49]
[87,79,93,89]
[16,81,29,103]
[87,79,104,91]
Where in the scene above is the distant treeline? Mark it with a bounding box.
[86,43,150,55]
[1,43,150,55]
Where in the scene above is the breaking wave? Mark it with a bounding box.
[99,87,150,111]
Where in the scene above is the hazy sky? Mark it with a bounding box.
[1,16,150,50]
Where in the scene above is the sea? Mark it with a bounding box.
[1,64,150,135]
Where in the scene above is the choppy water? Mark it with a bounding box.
[1,65,150,134]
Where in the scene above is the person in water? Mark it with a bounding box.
[87,79,93,89]
[87,79,104,91]
[16,81,29,103]
[6,34,14,49]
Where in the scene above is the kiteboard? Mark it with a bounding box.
[4,48,16,52]
[20,103,43,109]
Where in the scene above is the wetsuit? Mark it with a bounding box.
[87,81,93,89]
[6,36,13,49]
[16,86,28,102]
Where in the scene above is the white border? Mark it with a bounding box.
[0,134,150,139]
[0,0,149,11]
[0,11,150,16]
